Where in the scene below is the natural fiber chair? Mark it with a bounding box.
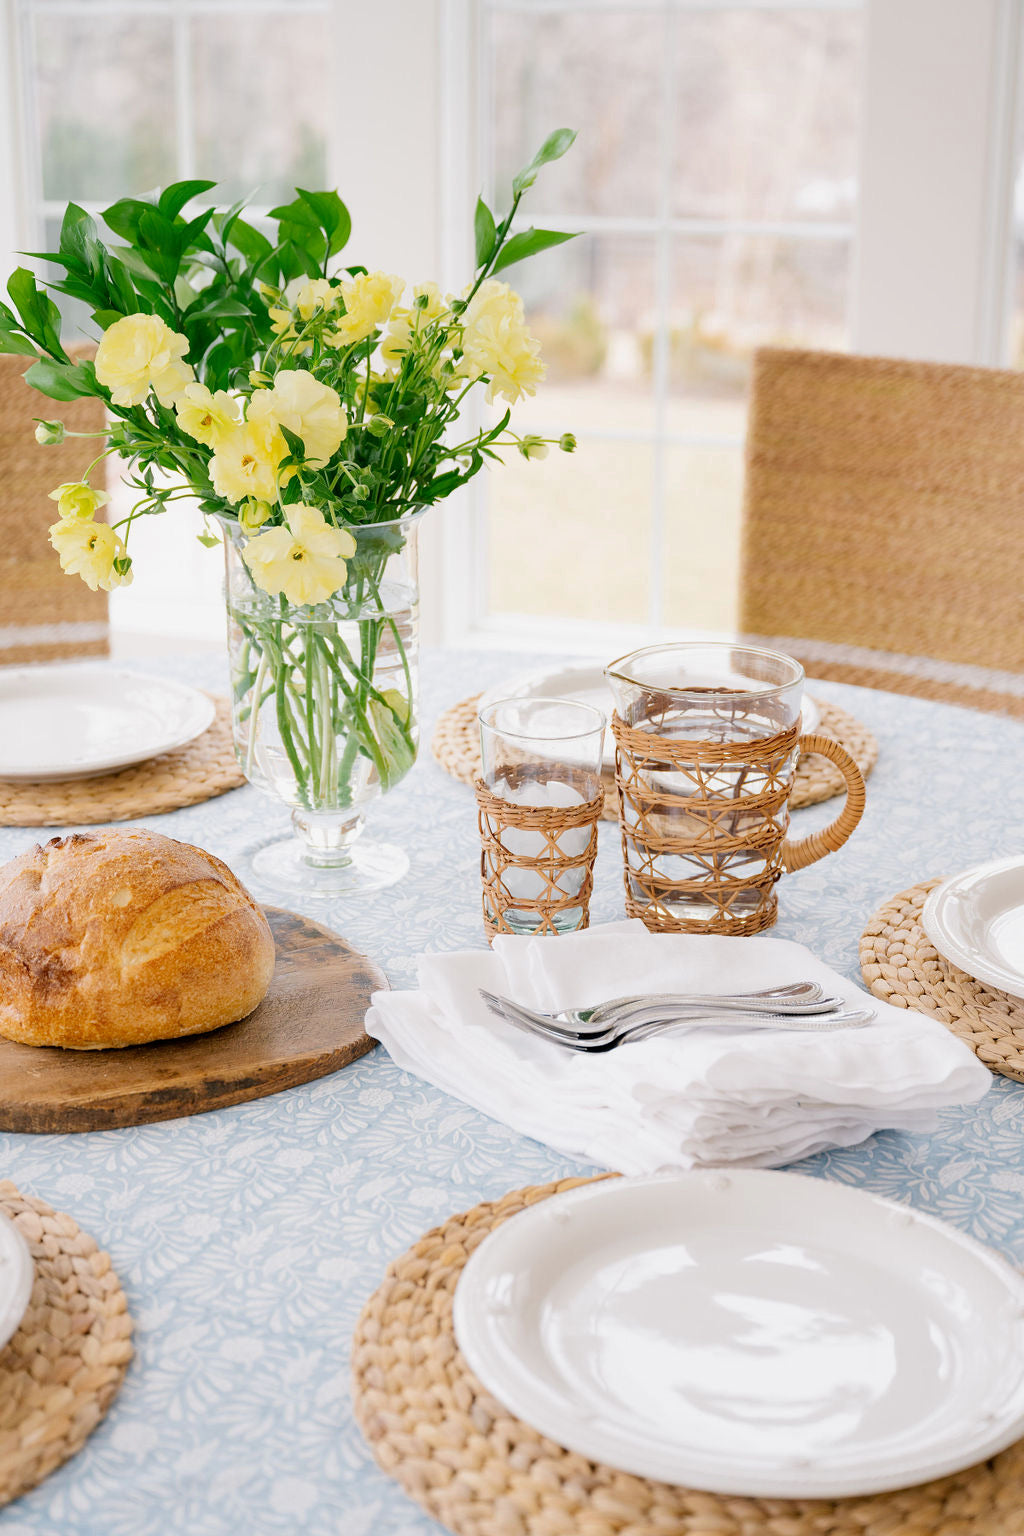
[739,346,1024,716]
[0,351,109,665]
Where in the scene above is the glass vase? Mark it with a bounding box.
[222,511,421,896]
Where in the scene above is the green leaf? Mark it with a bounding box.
[103,251,140,314]
[295,188,351,256]
[511,128,577,197]
[91,308,125,331]
[474,197,496,269]
[490,226,578,275]
[137,209,183,282]
[102,196,157,244]
[59,203,103,280]
[22,357,93,401]
[7,267,66,357]
[225,216,273,266]
[158,179,217,222]
[196,531,220,548]
[0,329,38,357]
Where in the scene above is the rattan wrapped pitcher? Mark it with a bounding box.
[607,644,866,935]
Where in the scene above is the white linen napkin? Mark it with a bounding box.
[365,920,990,1174]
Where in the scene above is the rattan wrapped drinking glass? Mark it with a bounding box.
[607,644,866,935]
[476,698,605,940]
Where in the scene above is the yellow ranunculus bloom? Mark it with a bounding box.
[458,279,546,404]
[94,313,195,407]
[238,498,272,532]
[175,383,240,448]
[47,481,111,520]
[242,505,357,606]
[209,420,284,505]
[267,276,338,340]
[49,517,131,592]
[247,370,347,469]
[326,272,405,349]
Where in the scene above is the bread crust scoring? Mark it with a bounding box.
[0,829,276,1049]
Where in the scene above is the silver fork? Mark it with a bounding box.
[480,992,875,1049]
[478,983,840,1039]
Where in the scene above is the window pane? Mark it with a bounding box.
[673,9,863,223]
[488,441,652,623]
[662,446,744,631]
[33,14,176,201]
[665,235,851,430]
[488,7,662,217]
[191,15,329,205]
[504,234,657,439]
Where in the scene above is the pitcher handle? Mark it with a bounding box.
[779,733,866,873]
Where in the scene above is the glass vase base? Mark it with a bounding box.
[249,835,410,898]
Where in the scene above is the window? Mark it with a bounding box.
[473,0,864,642]
[9,0,334,643]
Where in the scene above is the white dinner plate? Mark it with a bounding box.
[0,666,216,781]
[478,661,821,769]
[922,855,1024,1000]
[453,1170,1024,1499]
[0,1212,33,1354]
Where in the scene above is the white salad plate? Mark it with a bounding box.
[0,1212,33,1355]
[453,1170,1024,1499]
[922,855,1024,1000]
[0,666,216,781]
[478,661,821,769]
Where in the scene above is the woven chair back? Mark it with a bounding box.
[739,347,1024,715]
[0,351,109,665]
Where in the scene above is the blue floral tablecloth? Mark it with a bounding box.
[2,648,1024,1536]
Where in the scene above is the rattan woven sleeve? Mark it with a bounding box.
[431,693,878,814]
[860,880,1024,1083]
[0,695,244,827]
[0,1180,133,1509]
[351,1174,1024,1536]
[475,778,602,940]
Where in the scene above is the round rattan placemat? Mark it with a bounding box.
[431,695,878,817]
[861,879,1024,1083]
[0,695,244,828]
[0,1180,133,1508]
[352,1174,1024,1536]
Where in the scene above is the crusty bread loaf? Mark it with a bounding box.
[0,829,276,1049]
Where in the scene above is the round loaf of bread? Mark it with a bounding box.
[0,829,276,1049]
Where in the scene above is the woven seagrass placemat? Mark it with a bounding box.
[0,1179,133,1508]
[0,695,244,828]
[431,694,877,817]
[861,879,1024,1083]
[352,1174,1024,1536]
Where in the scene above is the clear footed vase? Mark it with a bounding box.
[222,511,421,897]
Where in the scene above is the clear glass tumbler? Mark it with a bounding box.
[606,642,863,933]
[477,697,606,936]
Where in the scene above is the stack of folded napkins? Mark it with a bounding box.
[366,921,991,1174]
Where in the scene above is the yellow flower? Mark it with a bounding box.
[247,370,347,469]
[49,518,131,592]
[458,280,546,404]
[326,272,405,349]
[94,313,194,407]
[242,506,357,606]
[238,498,272,532]
[380,282,448,365]
[209,420,284,504]
[47,481,110,520]
[267,276,339,344]
[518,436,549,461]
[175,383,241,448]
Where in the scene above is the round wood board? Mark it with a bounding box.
[0,907,385,1133]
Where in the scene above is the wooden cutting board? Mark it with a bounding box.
[0,907,386,1133]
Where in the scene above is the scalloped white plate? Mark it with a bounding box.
[453,1171,1024,1499]
[478,661,820,769]
[922,856,1024,1000]
[0,666,215,781]
[0,1212,33,1354]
